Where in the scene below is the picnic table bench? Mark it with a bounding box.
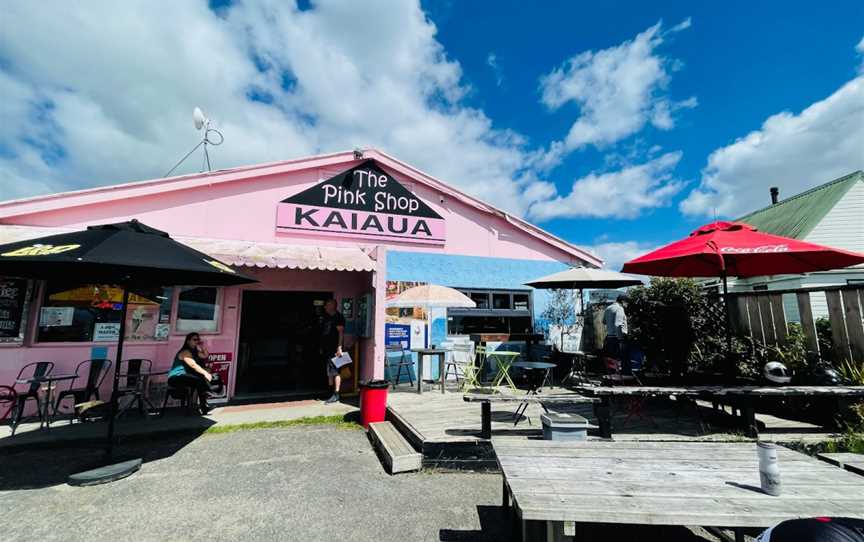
[463,391,598,439]
[495,439,864,542]
[574,384,864,438]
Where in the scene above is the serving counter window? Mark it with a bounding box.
[37,283,174,343]
[449,288,534,335]
[0,277,32,343]
[175,286,221,333]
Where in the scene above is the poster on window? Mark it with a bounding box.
[0,278,29,341]
[93,322,121,341]
[40,306,74,327]
[125,304,159,341]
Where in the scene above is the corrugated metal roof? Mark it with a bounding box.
[0,225,375,272]
[736,171,863,239]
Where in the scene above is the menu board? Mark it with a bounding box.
[0,277,30,341]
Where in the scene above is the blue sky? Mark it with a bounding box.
[1,1,862,270]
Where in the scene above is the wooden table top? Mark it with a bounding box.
[495,440,864,528]
[573,384,864,397]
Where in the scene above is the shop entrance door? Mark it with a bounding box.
[235,290,332,398]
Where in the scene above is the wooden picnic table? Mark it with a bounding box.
[574,384,864,438]
[495,439,864,542]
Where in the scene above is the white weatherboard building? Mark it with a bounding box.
[723,171,864,321]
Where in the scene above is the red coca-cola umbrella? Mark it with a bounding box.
[622,221,864,279]
[621,221,864,377]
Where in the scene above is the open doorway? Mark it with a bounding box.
[235,290,332,398]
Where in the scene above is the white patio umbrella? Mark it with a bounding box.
[525,267,642,350]
[386,284,475,355]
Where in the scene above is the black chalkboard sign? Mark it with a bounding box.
[0,277,29,340]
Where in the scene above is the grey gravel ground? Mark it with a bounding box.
[0,425,725,542]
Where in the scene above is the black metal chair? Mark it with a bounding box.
[1,386,18,424]
[116,359,154,418]
[159,379,198,416]
[385,345,414,388]
[9,362,54,435]
[53,359,111,423]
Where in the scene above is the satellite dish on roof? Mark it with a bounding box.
[193,107,207,130]
[164,107,224,177]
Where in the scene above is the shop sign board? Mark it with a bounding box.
[207,352,232,404]
[276,161,445,245]
[0,277,29,341]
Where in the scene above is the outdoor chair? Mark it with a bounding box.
[159,380,199,416]
[8,361,54,435]
[116,359,154,418]
[602,350,655,428]
[443,343,480,390]
[0,386,17,423]
[385,345,414,388]
[53,358,111,424]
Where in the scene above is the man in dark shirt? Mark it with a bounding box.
[321,299,346,404]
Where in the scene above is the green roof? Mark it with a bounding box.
[736,170,863,239]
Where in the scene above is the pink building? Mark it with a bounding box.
[0,149,599,406]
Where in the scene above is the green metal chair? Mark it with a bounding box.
[489,350,520,390]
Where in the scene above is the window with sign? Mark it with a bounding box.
[0,277,32,343]
[37,283,174,343]
[175,286,221,333]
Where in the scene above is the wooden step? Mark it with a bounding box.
[369,421,422,474]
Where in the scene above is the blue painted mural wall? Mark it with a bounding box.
[384,251,569,381]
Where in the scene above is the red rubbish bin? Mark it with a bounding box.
[359,379,389,428]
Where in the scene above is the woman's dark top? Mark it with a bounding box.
[169,348,206,379]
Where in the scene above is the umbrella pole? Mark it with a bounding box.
[721,271,734,381]
[105,286,130,459]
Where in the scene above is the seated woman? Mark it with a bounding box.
[168,332,213,414]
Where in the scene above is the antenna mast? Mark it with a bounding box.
[164,107,224,177]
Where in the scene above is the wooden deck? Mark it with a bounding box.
[386,384,839,469]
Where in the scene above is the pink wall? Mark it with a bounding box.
[1,266,373,414]
[1,151,593,406]
[0,156,585,264]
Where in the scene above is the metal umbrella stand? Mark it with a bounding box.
[0,220,256,485]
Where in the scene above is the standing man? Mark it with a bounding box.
[321,298,346,404]
[602,293,630,375]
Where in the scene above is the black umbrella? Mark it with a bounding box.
[0,220,256,479]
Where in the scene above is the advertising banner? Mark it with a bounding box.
[207,352,233,405]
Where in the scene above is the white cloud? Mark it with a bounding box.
[585,240,659,274]
[537,19,695,166]
[528,151,684,221]
[0,0,545,216]
[487,52,503,86]
[680,76,864,217]
[858,35,864,72]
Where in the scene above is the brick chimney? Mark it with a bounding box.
[770,187,779,205]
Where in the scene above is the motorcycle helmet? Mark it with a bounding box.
[763,361,791,384]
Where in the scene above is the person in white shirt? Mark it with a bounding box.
[602,294,630,375]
